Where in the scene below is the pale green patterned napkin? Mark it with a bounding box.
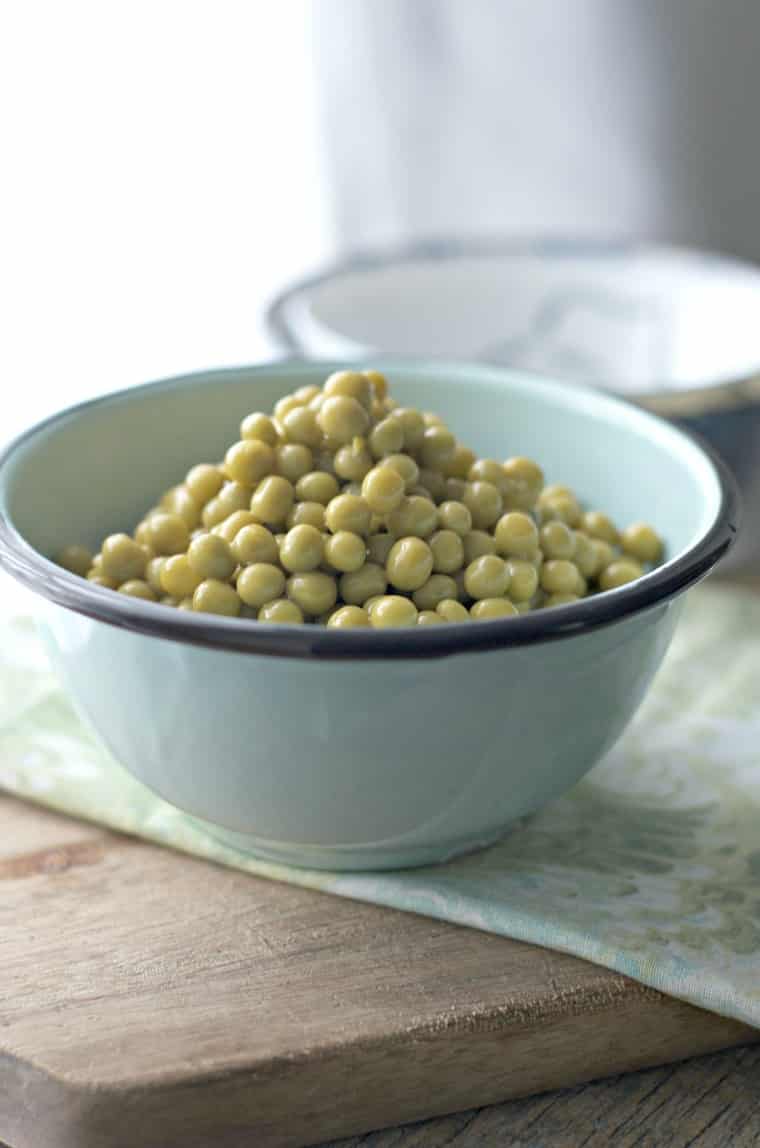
[2,578,759,1027]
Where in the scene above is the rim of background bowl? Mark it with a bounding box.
[0,360,740,661]
[265,235,760,418]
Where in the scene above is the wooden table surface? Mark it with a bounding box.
[325,1044,760,1147]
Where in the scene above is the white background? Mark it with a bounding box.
[0,1,333,443]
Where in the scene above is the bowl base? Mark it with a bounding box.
[192,820,512,872]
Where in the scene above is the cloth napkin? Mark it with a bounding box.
[2,579,759,1028]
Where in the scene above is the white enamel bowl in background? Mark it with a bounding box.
[0,362,738,869]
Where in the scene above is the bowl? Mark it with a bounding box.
[266,238,760,570]
[0,361,739,870]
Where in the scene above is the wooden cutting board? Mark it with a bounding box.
[0,793,755,1148]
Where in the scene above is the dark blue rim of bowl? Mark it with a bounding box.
[0,362,740,662]
[264,234,760,415]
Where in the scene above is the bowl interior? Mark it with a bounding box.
[1,362,722,570]
[276,244,760,395]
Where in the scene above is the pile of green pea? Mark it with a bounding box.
[56,370,664,628]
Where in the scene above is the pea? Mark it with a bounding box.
[362,465,405,514]
[599,559,644,591]
[366,531,396,565]
[57,544,93,578]
[240,412,279,446]
[250,476,295,527]
[280,405,322,448]
[133,519,155,549]
[295,471,340,505]
[362,369,388,400]
[275,444,314,483]
[186,463,225,504]
[541,483,574,502]
[418,468,447,502]
[325,493,372,536]
[279,524,324,573]
[87,573,118,589]
[145,556,167,594]
[502,456,544,504]
[540,493,581,527]
[386,537,434,592]
[582,510,619,544]
[494,512,539,558]
[317,395,370,443]
[464,555,510,600]
[187,533,236,581]
[324,531,367,573]
[368,595,418,628]
[387,496,437,539]
[463,530,497,563]
[287,501,326,530]
[327,605,370,628]
[436,598,470,623]
[444,444,477,479]
[589,538,616,574]
[160,555,202,598]
[258,599,304,624]
[463,481,503,529]
[287,571,338,616]
[324,370,373,409]
[293,384,322,405]
[470,598,519,620]
[419,425,456,469]
[369,417,404,459]
[444,477,468,502]
[573,531,599,579]
[314,450,337,476]
[237,563,286,608]
[544,592,580,608]
[203,482,250,528]
[390,408,425,451]
[101,534,147,582]
[413,574,458,611]
[274,393,306,422]
[621,523,663,564]
[160,486,201,528]
[468,459,508,492]
[334,439,373,482]
[232,524,279,567]
[429,529,464,574]
[213,510,260,543]
[224,439,276,487]
[118,579,157,601]
[379,453,419,490]
[192,579,241,616]
[539,521,576,561]
[506,559,539,602]
[339,562,388,606]
[541,559,581,595]
[437,500,472,536]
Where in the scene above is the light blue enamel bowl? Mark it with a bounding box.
[0,362,739,869]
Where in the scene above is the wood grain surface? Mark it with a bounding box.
[0,794,756,1148]
[327,1044,760,1147]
